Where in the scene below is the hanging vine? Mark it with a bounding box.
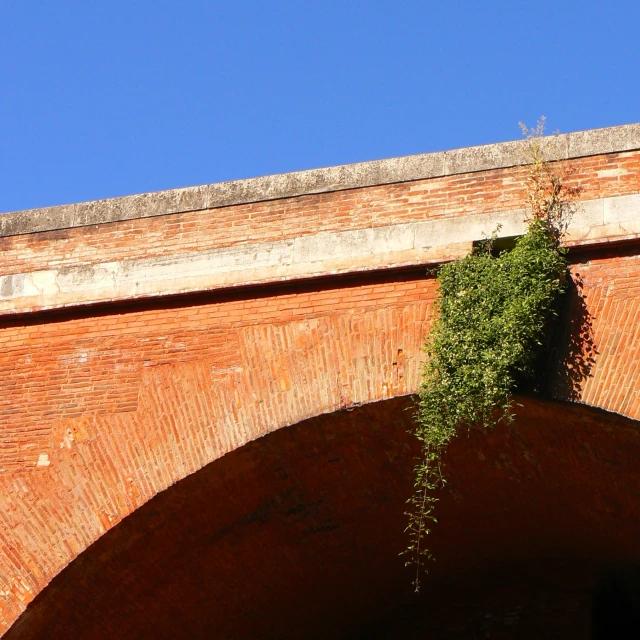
[404,120,580,591]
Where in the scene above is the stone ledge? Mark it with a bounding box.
[1,193,638,315]
[1,123,639,238]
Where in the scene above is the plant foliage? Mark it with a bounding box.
[404,124,577,591]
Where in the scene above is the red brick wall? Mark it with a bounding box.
[569,249,640,417]
[0,150,639,634]
[0,270,435,632]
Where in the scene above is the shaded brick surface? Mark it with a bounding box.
[5,397,640,639]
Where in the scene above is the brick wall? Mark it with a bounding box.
[0,270,435,631]
[0,145,638,634]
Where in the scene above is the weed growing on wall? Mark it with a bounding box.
[404,120,579,591]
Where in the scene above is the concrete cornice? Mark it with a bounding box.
[1,122,639,238]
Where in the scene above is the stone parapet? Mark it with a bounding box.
[1,123,639,237]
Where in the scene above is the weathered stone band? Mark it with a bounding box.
[1,193,638,315]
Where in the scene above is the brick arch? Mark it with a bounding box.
[1,248,640,635]
[5,394,640,639]
[564,249,640,419]
[0,272,435,634]
[1,124,639,636]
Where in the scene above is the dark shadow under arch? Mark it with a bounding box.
[6,396,640,639]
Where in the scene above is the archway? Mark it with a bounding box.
[7,396,640,638]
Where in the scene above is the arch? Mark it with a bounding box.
[0,282,433,634]
[0,126,639,637]
[2,244,640,635]
[6,395,640,638]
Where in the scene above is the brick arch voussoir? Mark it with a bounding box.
[0,303,431,636]
[553,257,640,421]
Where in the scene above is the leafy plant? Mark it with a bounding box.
[404,121,577,591]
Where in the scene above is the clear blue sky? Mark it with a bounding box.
[1,1,638,212]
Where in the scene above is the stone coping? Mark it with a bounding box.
[1,123,639,238]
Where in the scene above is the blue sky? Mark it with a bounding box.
[1,1,638,212]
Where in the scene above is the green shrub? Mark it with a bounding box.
[404,128,575,591]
